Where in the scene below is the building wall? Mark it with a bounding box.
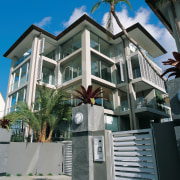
[0,93,5,119]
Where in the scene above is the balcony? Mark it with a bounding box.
[135,97,170,117]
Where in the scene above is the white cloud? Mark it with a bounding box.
[63,6,87,28]
[34,17,52,28]
[102,7,177,73]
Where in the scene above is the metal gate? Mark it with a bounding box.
[62,141,72,176]
[111,129,158,180]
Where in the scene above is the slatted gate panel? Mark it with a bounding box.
[111,129,158,180]
[62,142,72,176]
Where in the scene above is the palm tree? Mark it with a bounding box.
[5,85,71,142]
[91,0,164,78]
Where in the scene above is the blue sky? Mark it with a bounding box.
[0,0,177,100]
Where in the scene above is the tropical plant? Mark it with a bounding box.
[74,85,103,106]
[161,51,180,79]
[91,0,163,78]
[5,85,72,142]
[0,119,12,131]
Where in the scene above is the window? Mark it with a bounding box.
[42,67,55,85]
[46,50,56,60]
[131,54,141,79]
[61,32,81,59]
[11,62,29,92]
[91,53,112,83]
[61,55,81,83]
[105,115,119,132]
[90,32,112,58]
[92,83,114,110]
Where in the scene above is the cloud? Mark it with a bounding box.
[102,7,177,73]
[34,17,52,28]
[63,6,87,28]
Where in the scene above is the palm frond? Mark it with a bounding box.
[91,1,102,13]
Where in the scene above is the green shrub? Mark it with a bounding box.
[17,174,22,176]
[38,173,43,176]
[48,173,53,176]
[28,173,33,176]
[6,173,11,177]
[58,173,62,175]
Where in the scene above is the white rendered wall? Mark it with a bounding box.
[0,93,5,118]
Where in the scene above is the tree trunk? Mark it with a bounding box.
[45,129,53,142]
[39,122,47,142]
[111,10,165,80]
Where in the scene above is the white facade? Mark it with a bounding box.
[3,15,170,133]
[0,92,5,119]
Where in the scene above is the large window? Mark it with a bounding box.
[8,87,26,113]
[61,32,81,59]
[91,53,112,83]
[11,62,29,92]
[131,54,141,79]
[61,55,81,83]
[90,32,112,58]
[42,66,55,85]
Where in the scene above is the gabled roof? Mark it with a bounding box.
[4,14,166,59]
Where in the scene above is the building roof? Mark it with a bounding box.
[4,14,166,59]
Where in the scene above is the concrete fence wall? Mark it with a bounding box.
[7,142,63,176]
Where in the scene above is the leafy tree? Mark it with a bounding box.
[91,0,163,78]
[5,85,71,142]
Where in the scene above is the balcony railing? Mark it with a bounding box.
[136,97,170,114]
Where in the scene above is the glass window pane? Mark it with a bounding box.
[62,61,72,83]
[20,63,27,86]
[18,88,24,102]
[91,54,100,78]
[90,33,99,51]
[105,115,119,132]
[61,39,72,58]
[72,33,81,52]
[13,69,20,90]
[99,38,110,57]
[101,61,111,82]
[131,55,141,79]
[42,67,55,85]
[73,56,81,78]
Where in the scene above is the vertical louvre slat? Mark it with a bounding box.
[112,129,158,180]
[62,142,72,176]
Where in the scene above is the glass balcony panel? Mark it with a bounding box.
[72,33,81,52]
[105,115,119,132]
[120,101,129,112]
[42,67,55,85]
[72,56,82,78]
[91,58,100,78]
[13,69,20,90]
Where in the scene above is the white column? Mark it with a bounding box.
[26,37,40,107]
[81,28,91,88]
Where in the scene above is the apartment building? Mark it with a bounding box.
[3,14,170,134]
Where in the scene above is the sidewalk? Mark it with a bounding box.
[0,175,71,180]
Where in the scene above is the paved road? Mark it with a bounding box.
[0,175,71,180]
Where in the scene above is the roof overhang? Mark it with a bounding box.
[4,14,166,59]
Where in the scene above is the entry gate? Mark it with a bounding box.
[111,129,158,180]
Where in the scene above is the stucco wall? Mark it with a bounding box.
[0,93,5,119]
[7,142,63,176]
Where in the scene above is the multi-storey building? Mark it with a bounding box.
[3,15,170,134]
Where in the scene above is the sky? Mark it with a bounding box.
[0,0,177,100]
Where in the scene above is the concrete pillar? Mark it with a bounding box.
[72,104,111,180]
[26,37,40,107]
[81,29,91,88]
